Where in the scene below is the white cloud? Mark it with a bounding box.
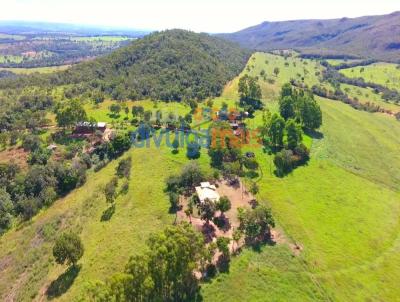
[1,0,399,33]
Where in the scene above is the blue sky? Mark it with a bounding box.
[1,0,399,32]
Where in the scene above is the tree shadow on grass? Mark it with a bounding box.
[101,204,115,222]
[304,129,324,140]
[46,265,81,299]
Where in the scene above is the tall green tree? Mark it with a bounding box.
[238,75,262,101]
[268,114,285,147]
[279,96,296,120]
[53,232,84,267]
[56,99,87,129]
[285,119,302,150]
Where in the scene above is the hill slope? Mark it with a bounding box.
[4,30,250,101]
[219,12,400,62]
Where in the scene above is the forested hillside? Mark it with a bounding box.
[219,11,400,62]
[1,30,250,101]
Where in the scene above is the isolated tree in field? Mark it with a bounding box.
[171,137,179,153]
[268,114,285,147]
[132,105,144,118]
[53,232,84,267]
[186,140,201,159]
[238,206,275,244]
[286,119,302,150]
[273,67,280,77]
[116,156,132,179]
[109,103,121,117]
[104,177,118,203]
[216,196,231,217]
[56,99,87,129]
[199,198,216,224]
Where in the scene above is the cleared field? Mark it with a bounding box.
[0,65,71,74]
[340,62,400,91]
[70,36,134,42]
[340,83,400,113]
[85,99,191,126]
[223,52,325,102]
[325,59,363,66]
[202,54,400,301]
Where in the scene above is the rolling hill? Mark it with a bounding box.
[219,11,400,62]
[1,30,250,101]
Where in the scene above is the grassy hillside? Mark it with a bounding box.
[1,52,400,301]
[220,12,400,62]
[340,62,400,90]
[0,65,70,75]
[201,53,400,301]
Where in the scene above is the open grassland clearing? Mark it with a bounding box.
[325,59,363,66]
[340,83,400,113]
[0,65,71,75]
[201,53,400,301]
[70,36,134,42]
[340,62,400,91]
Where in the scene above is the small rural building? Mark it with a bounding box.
[75,122,107,134]
[47,144,57,151]
[195,182,220,203]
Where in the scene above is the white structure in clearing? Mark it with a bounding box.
[195,182,220,203]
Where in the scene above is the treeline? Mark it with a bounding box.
[320,59,376,70]
[0,30,250,102]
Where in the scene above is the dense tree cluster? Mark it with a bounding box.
[87,223,208,301]
[0,30,250,102]
[0,130,132,234]
[259,84,318,176]
[278,83,322,131]
[165,161,205,210]
[237,205,275,245]
[238,75,263,116]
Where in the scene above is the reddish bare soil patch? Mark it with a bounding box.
[0,147,29,170]
[177,179,303,256]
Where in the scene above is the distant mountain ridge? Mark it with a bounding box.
[0,21,150,37]
[219,12,400,62]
